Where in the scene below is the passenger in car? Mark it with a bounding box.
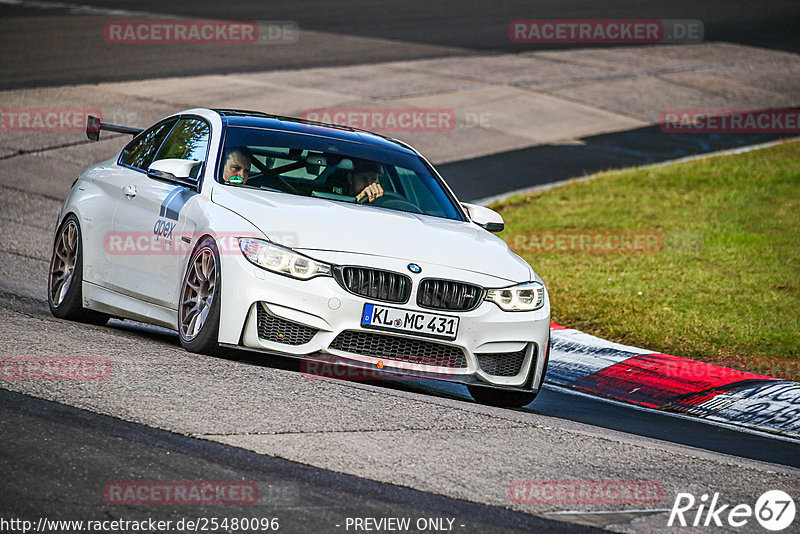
[221,147,252,184]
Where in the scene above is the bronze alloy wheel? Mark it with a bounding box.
[47,216,109,325]
[180,245,217,341]
[49,220,78,307]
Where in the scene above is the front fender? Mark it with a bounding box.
[178,195,268,345]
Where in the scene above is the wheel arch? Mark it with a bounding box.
[187,202,270,346]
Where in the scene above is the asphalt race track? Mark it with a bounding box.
[1,0,800,89]
[1,285,798,532]
[0,389,584,533]
[439,126,794,202]
[1,1,800,533]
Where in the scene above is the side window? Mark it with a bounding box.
[119,119,177,171]
[153,118,211,179]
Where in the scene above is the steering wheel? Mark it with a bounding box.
[357,190,404,204]
[359,191,423,213]
[247,173,301,195]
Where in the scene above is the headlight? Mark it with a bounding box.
[486,281,545,311]
[238,238,331,280]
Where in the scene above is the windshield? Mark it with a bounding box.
[217,126,464,221]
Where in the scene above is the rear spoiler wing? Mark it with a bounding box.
[86,115,142,141]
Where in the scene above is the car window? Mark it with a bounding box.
[119,119,177,171]
[218,127,464,221]
[393,166,448,217]
[152,118,210,179]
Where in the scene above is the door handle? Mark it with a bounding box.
[124,185,137,198]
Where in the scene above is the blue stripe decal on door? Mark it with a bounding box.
[163,188,195,221]
[159,187,184,217]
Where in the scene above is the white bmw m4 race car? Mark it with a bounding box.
[48,108,550,407]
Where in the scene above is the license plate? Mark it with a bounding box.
[361,303,459,340]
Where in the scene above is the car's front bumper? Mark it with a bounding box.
[217,249,550,391]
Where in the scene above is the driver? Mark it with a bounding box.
[349,160,384,203]
[221,147,252,184]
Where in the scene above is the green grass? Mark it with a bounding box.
[492,140,800,380]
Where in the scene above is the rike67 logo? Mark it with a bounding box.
[669,490,795,531]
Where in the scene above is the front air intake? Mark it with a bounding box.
[329,330,467,368]
[257,305,317,345]
[476,346,529,377]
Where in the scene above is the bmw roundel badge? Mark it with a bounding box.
[407,263,422,274]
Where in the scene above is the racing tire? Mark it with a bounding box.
[178,237,221,355]
[48,215,110,326]
[467,386,538,408]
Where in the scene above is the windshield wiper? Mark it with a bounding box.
[260,186,284,193]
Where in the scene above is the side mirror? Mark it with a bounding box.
[462,202,504,233]
[147,159,201,188]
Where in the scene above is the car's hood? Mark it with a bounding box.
[211,186,531,282]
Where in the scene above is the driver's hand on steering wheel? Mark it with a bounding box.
[356,183,384,203]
